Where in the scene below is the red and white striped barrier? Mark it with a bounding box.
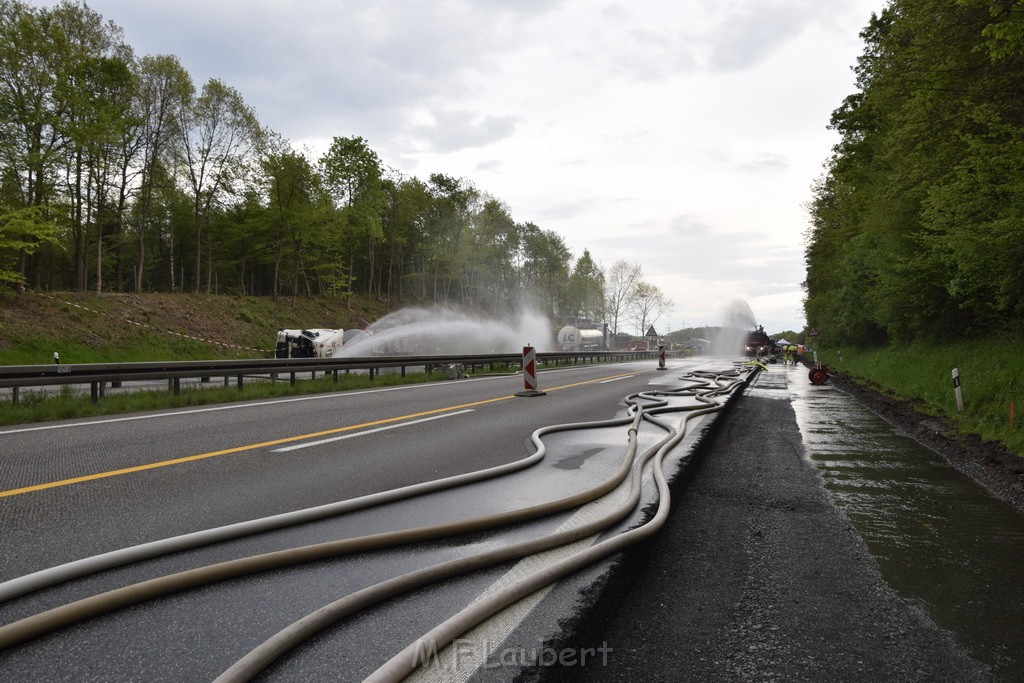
[515,345,546,397]
[657,344,667,371]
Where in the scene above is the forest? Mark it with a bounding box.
[805,0,1024,346]
[0,1,672,337]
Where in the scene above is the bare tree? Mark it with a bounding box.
[604,260,642,347]
[629,281,672,338]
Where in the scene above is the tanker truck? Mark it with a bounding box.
[275,328,345,358]
[556,324,609,352]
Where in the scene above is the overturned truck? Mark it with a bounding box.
[275,329,345,358]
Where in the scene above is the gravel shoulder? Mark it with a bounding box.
[537,373,989,681]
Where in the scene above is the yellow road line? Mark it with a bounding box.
[0,369,647,499]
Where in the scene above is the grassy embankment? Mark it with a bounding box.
[817,336,1024,458]
[0,290,450,425]
[0,290,387,364]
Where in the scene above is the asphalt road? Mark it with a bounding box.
[0,356,728,681]
[0,360,677,574]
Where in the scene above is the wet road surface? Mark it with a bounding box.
[792,370,1024,680]
[548,364,1021,681]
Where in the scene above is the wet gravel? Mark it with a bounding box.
[537,372,989,682]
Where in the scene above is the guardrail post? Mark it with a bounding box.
[952,368,964,413]
[223,376,229,387]
[370,367,376,380]
[237,374,244,390]
[333,370,338,382]
[401,365,406,378]
[12,386,19,404]
[172,378,180,395]
[290,372,296,386]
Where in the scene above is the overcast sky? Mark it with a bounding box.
[54,0,882,334]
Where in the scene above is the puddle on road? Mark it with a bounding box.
[784,366,1024,679]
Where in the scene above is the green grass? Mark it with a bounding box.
[0,335,235,365]
[0,290,388,365]
[817,334,1024,457]
[0,371,448,426]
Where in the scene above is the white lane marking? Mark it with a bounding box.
[599,374,636,383]
[271,409,475,452]
[0,380,489,436]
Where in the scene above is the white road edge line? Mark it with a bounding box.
[271,409,475,452]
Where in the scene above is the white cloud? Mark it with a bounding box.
[406,110,519,153]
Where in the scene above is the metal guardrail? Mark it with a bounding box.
[0,351,660,404]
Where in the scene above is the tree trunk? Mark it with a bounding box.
[193,201,202,294]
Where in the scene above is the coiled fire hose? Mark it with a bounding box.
[215,392,731,681]
[0,409,653,649]
[366,376,747,682]
[218,371,748,681]
[0,414,617,604]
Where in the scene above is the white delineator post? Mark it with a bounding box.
[515,345,546,397]
[657,344,667,371]
[952,368,964,413]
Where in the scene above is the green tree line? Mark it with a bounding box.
[805,0,1024,345]
[0,1,671,335]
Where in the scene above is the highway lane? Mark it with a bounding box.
[0,356,731,680]
[0,361,665,572]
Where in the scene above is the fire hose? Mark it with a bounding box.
[0,367,752,680]
[218,380,742,682]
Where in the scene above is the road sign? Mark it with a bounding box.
[808,327,820,337]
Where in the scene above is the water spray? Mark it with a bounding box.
[337,307,553,357]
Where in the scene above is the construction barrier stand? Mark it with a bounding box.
[515,345,546,397]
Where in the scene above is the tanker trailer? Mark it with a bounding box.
[557,325,606,352]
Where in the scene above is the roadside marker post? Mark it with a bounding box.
[952,368,964,413]
[515,345,546,397]
[657,344,667,371]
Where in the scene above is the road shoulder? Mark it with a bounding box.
[537,375,988,681]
